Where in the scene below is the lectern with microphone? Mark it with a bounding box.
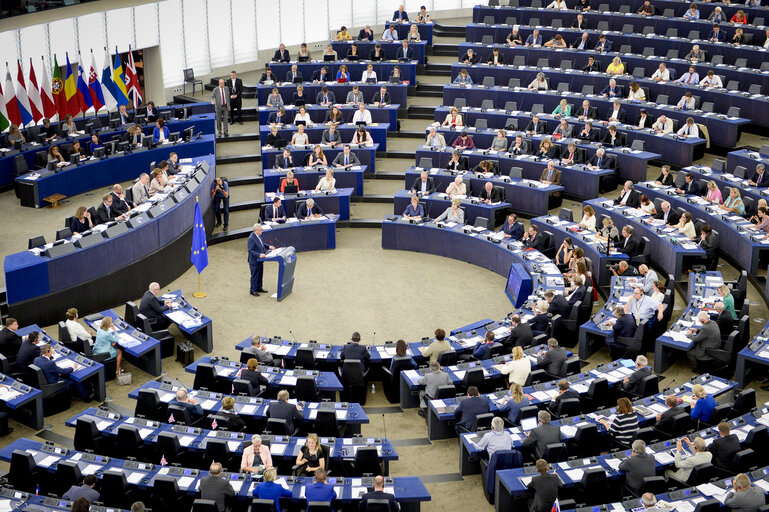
[260,246,297,301]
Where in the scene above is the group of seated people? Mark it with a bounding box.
[272,144,361,170]
[265,84,394,110]
[263,117,375,149]
[264,59,409,85]
[64,155,181,234]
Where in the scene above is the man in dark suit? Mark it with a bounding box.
[618,440,656,496]
[333,146,361,167]
[602,127,626,147]
[110,184,132,215]
[545,290,569,317]
[368,44,386,61]
[311,67,330,82]
[479,182,503,203]
[359,475,399,512]
[410,171,436,195]
[340,331,371,368]
[560,143,583,165]
[269,389,304,434]
[582,56,600,72]
[509,136,530,155]
[117,104,133,125]
[525,115,546,135]
[600,79,623,99]
[285,65,303,84]
[594,35,612,52]
[0,318,23,360]
[297,198,324,220]
[536,337,567,376]
[748,163,767,187]
[169,388,204,422]
[275,148,294,169]
[654,395,682,435]
[95,193,127,224]
[708,24,726,43]
[571,32,592,50]
[619,226,639,257]
[522,411,563,460]
[713,302,733,339]
[14,331,41,372]
[708,422,741,469]
[548,379,580,415]
[654,201,680,226]
[503,314,533,348]
[372,86,391,105]
[675,173,696,195]
[264,197,287,222]
[615,181,640,207]
[571,14,589,30]
[272,44,290,62]
[606,307,636,349]
[228,71,244,124]
[34,343,91,399]
[396,40,413,62]
[502,213,524,240]
[268,109,288,126]
[575,100,597,120]
[566,276,586,306]
[454,386,490,433]
[259,68,277,84]
[527,459,562,512]
[247,224,274,296]
[698,224,718,268]
[686,311,722,371]
[139,282,172,328]
[522,225,547,252]
[200,462,235,512]
[393,5,409,21]
[622,355,652,395]
[62,475,100,503]
[358,25,375,41]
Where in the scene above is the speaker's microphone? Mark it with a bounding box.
[372,331,376,345]
[289,330,298,343]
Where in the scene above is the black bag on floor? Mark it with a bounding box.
[176,342,194,366]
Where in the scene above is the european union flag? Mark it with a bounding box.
[191,201,208,273]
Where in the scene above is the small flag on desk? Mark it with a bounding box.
[191,200,208,273]
[35,485,39,496]
[168,413,175,423]
[551,499,560,512]
[211,418,218,430]
[160,454,167,466]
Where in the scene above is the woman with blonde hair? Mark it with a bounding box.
[498,381,531,424]
[280,170,300,193]
[606,56,625,75]
[253,467,292,510]
[720,187,745,215]
[435,198,465,223]
[705,181,723,204]
[498,346,531,387]
[296,433,325,476]
[690,383,716,422]
[442,107,464,127]
[308,145,327,167]
[315,168,335,191]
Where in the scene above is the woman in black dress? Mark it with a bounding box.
[295,433,325,476]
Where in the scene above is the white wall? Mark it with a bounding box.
[0,0,487,103]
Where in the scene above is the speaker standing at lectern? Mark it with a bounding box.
[248,224,274,297]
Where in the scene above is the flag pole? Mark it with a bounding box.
[193,195,207,298]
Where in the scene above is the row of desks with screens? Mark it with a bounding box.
[265,61,418,85]
[263,166,366,196]
[257,104,398,127]
[256,83,408,108]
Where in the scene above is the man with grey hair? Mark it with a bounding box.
[654,200,680,226]
[638,265,658,295]
[477,416,513,458]
[536,337,567,376]
[724,473,765,512]
[297,197,324,220]
[210,78,231,137]
[619,439,655,495]
[417,361,452,416]
[686,310,721,370]
[622,355,651,395]
[169,388,203,422]
[713,302,733,340]
[665,437,712,482]
[130,503,145,512]
[139,281,173,329]
[131,173,151,205]
[247,223,274,296]
[521,410,562,460]
[200,461,235,512]
[246,335,275,366]
[640,493,665,512]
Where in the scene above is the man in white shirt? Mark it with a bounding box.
[699,71,723,88]
[677,118,699,138]
[607,99,624,123]
[651,63,670,82]
[352,104,372,124]
[664,437,712,482]
[638,265,658,295]
[382,25,399,41]
[652,115,673,134]
[677,66,699,84]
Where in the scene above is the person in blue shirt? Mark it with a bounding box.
[304,468,337,508]
[152,118,170,144]
[169,388,204,422]
[453,68,473,85]
[33,344,92,400]
[89,133,103,154]
[689,384,716,423]
[254,468,292,512]
[403,195,424,220]
[502,213,524,240]
[498,382,531,425]
[93,317,123,378]
[390,339,417,372]
[455,386,491,433]
[473,331,496,360]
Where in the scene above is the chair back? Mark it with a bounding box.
[353,446,382,476]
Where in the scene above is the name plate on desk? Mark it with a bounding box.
[102,221,130,239]
[43,243,77,258]
[126,213,150,228]
[147,198,176,218]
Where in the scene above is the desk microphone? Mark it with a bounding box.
[373,331,376,345]
[382,413,387,441]
[289,330,298,343]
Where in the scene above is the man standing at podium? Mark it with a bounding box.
[248,224,274,297]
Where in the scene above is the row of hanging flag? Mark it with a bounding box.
[0,47,144,131]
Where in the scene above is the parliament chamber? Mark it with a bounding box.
[2,2,769,512]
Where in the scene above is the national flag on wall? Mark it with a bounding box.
[40,57,56,120]
[88,52,105,111]
[64,53,80,116]
[124,49,142,108]
[51,55,66,119]
[112,50,130,106]
[191,200,208,273]
[0,80,9,132]
[77,64,93,112]
[4,66,21,127]
[100,51,118,110]
[15,61,34,126]
[27,58,44,123]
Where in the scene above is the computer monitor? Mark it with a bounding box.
[183,126,194,141]
[141,134,154,148]
[283,184,298,194]
[69,153,80,165]
[169,132,180,143]
[136,106,148,117]
[323,54,335,62]
[294,120,306,126]
[134,114,146,126]
[160,111,171,121]
[389,75,401,83]
[505,262,533,308]
[298,56,310,62]
[109,119,121,129]
[366,77,377,84]
[93,147,105,159]
[85,122,95,134]
[47,160,57,171]
[117,141,130,153]
[103,140,116,156]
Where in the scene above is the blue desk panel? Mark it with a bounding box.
[393,189,510,229]
[384,21,435,45]
[85,309,163,376]
[735,320,769,387]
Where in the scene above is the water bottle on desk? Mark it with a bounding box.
[371,383,376,394]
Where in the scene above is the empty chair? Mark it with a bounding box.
[483,16,495,25]
[505,16,517,26]
[512,56,526,67]
[558,208,573,222]
[734,165,748,179]
[536,58,549,69]
[509,167,523,179]
[294,348,315,369]
[641,48,654,57]
[296,375,320,402]
[701,101,714,113]
[655,94,669,106]
[152,475,186,511]
[541,442,568,463]
[556,82,569,93]
[581,85,594,95]
[531,104,544,114]
[9,450,40,493]
[596,21,609,32]
[481,99,495,110]
[749,84,762,95]
[598,3,609,10]
[688,30,700,40]
[482,76,495,87]
[619,45,631,54]
[28,235,45,249]
[265,418,290,435]
[665,28,678,38]
[631,140,644,152]
[666,49,678,59]
[102,470,140,509]
[735,58,747,68]
[727,106,741,117]
[560,60,572,71]
[74,417,112,454]
[481,35,494,45]
[551,19,562,28]
[663,8,674,17]
[530,17,540,26]
[191,500,219,512]
[418,157,433,169]
[250,499,278,512]
[352,446,382,476]
[618,4,630,12]
[507,79,521,90]
[632,67,646,78]
[726,80,740,91]
[710,55,724,65]
[453,97,466,108]
[575,468,608,506]
[475,118,488,130]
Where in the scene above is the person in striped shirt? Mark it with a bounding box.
[599,397,639,446]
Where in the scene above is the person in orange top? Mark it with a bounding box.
[730,10,747,24]
[279,170,300,193]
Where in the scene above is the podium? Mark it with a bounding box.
[261,246,297,301]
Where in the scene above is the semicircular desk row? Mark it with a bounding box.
[0,102,215,188]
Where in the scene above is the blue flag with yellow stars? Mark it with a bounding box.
[191,201,208,273]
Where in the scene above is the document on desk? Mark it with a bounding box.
[82,464,102,475]
[564,468,585,481]
[664,330,691,344]
[281,376,298,386]
[126,471,144,484]
[402,370,420,382]
[648,402,668,415]
[431,399,446,409]
[177,476,195,490]
[453,370,467,380]
[270,443,287,455]
[519,475,534,487]
[754,479,769,492]
[38,455,60,467]
[336,410,347,420]
[604,458,622,471]
[200,399,218,409]
[166,310,193,325]
[560,425,578,438]
[654,451,675,464]
[0,389,21,401]
[56,358,76,369]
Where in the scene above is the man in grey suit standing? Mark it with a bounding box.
[210,78,231,137]
[199,462,235,512]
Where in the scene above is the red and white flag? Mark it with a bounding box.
[39,57,56,120]
[26,58,44,123]
[124,48,142,108]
